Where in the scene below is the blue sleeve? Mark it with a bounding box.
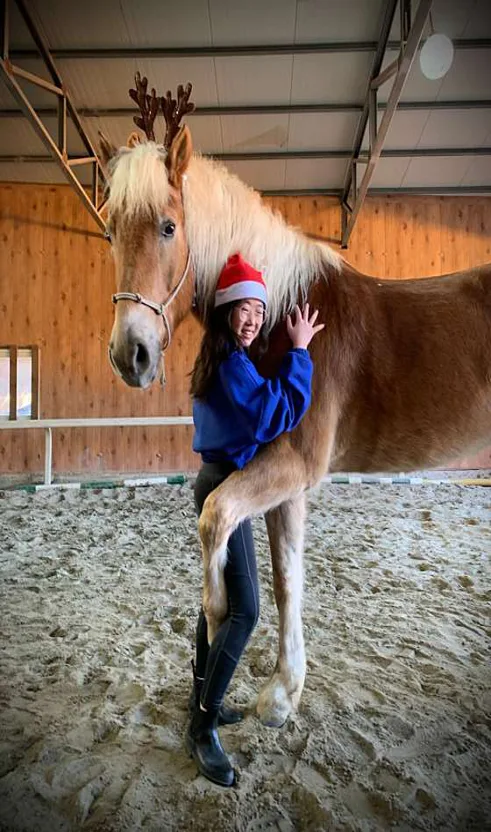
[218,349,313,444]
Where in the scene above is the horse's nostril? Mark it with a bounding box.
[135,342,150,371]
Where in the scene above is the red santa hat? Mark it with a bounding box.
[214,253,267,308]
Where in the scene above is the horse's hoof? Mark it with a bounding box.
[258,708,289,728]
[256,686,292,728]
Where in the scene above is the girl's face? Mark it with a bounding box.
[230,299,265,348]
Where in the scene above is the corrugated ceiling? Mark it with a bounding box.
[1,0,490,194]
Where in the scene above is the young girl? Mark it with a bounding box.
[187,253,324,787]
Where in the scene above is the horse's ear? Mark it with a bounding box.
[127,131,143,148]
[98,131,118,169]
[166,124,192,187]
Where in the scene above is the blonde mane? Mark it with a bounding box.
[106,143,170,218]
[184,155,342,325]
[107,142,342,326]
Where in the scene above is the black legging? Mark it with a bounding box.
[194,461,260,711]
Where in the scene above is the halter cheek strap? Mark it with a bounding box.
[111,252,191,386]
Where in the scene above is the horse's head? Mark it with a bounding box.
[101,77,195,388]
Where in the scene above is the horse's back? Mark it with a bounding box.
[315,260,491,474]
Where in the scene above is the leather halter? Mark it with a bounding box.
[112,252,191,350]
[111,252,192,385]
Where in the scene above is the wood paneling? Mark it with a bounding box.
[1,184,490,477]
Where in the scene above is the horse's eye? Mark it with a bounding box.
[104,229,112,243]
[160,220,176,238]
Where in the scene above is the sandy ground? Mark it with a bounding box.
[0,481,490,832]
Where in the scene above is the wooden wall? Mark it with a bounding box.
[1,183,490,479]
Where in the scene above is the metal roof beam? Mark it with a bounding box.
[2,99,491,119]
[341,0,434,247]
[2,147,490,164]
[262,186,491,197]
[0,0,106,228]
[9,38,491,60]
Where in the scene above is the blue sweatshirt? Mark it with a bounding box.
[193,347,313,469]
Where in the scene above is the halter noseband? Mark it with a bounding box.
[111,252,191,385]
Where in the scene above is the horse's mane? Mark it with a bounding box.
[106,142,342,326]
[106,143,170,220]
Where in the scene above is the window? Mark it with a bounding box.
[0,346,40,420]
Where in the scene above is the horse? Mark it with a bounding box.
[100,106,491,728]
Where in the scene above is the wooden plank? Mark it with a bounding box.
[441,198,472,275]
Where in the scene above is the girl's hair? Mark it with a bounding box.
[190,301,268,399]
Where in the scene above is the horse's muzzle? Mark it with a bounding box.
[108,331,160,389]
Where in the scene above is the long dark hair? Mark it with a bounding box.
[190,301,268,399]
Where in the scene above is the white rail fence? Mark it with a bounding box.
[0,417,194,486]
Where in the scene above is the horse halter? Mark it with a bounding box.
[111,252,191,386]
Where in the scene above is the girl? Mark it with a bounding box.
[187,253,324,787]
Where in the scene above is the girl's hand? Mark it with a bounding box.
[286,303,325,350]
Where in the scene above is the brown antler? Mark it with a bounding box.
[161,83,195,149]
[129,72,159,141]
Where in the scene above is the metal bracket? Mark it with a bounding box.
[0,0,106,230]
[340,0,433,248]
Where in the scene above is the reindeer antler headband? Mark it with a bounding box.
[129,72,195,148]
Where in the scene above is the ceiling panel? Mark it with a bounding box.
[220,114,289,152]
[288,112,360,150]
[0,162,70,184]
[209,0,296,45]
[82,113,223,156]
[284,158,346,189]
[387,0,491,52]
[0,80,19,111]
[0,60,57,110]
[60,58,218,110]
[29,0,133,49]
[364,109,491,153]
[224,159,286,191]
[0,116,88,157]
[460,156,491,186]
[379,48,491,104]
[214,56,293,106]
[0,118,49,155]
[121,0,212,48]
[369,157,410,188]
[401,156,475,188]
[436,49,491,100]
[180,116,223,154]
[431,0,491,39]
[295,0,385,42]
[291,52,373,104]
[361,110,430,152]
[28,0,212,49]
[7,0,36,50]
[418,109,491,149]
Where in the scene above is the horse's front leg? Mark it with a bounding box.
[198,438,306,645]
[257,493,306,727]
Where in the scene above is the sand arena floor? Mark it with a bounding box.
[0,481,489,832]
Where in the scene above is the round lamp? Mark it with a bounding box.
[420,33,454,80]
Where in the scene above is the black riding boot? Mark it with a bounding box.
[186,705,235,787]
[189,661,244,726]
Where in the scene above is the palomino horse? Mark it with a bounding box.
[101,79,491,728]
